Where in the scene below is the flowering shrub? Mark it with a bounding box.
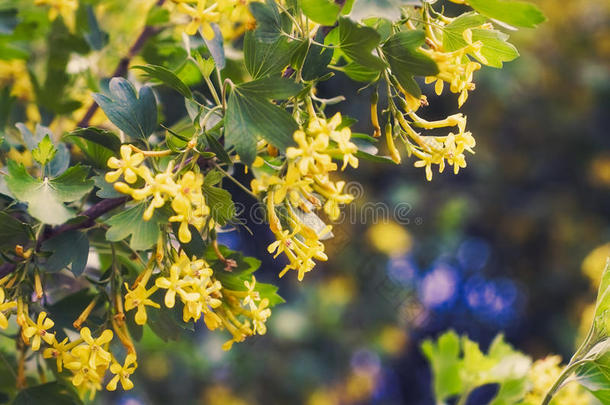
[3,0,601,403]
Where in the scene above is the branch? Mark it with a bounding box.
[76,0,166,128]
[1,197,130,278]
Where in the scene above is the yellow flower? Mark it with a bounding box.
[106,145,145,184]
[107,353,137,391]
[124,269,160,325]
[309,113,359,170]
[169,171,210,243]
[23,312,56,351]
[286,130,335,175]
[34,0,78,30]
[0,60,34,100]
[80,327,113,368]
[250,298,271,335]
[0,288,16,330]
[64,345,103,392]
[42,337,70,372]
[522,355,590,405]
[178,0,220,39]
[156,255,201,308]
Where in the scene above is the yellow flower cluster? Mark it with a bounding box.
[170,0,256,40]
[521,355,590,405]
[421,21,491,107]
[0,288,17,329]
[124,252,271,351]
[251,113,358,280]
[106,145,211,243]
[34,0,78,30]
[0,59,34,101]
[403,113,476,181]
[13,304,137,400]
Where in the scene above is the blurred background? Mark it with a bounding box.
[72,0,610,403]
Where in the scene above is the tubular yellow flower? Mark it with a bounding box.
[34,0,78,30]
[0,288,16,329]
[80,327,113,369]
[286,130,334,175]
[42,337,71,372]
[124,269,160,325]
[23,312,56,351]
[155,256,201,308]
[64,345,104,394]
[178,0,220,39]
[105,145,145,184]
[107,354,137,391]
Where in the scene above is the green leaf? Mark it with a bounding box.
[202,23,226,71]
[237,76,302,99]
[244,32,298,79]
[203,133,231,165]
[338,62,381,82]
[442,12,488,52]
[362,17,393,42]
[422,331,531,404]
[5,162,94,225]
[202,181,235,226]
[468,0,546,28]
[31,135,57,166]
[249,0,283,42]
[225,87,297,166]
[205,244,284,307]
[301,0,341,25]
[66,127,121,152]
[83,5,108,51]
[41,230,89,276]
[0,212,30,249]
[471,29,519,68]
[0,8,18,35]
[301,31,333,81]
[443,15,519,68]
[338,18,387,71]
[106,203,168,251]
[575,352,610,403]
[382,31,439,97]
[422,331,463,401]
[13,382,82,405]
[172,223,206,258]
[133,64,193,99]
[93,77,158,140]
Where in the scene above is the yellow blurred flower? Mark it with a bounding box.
[582,243,610,287]
[367,222,412,256]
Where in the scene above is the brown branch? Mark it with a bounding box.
[76,0,166,128]
[0,197,130,278]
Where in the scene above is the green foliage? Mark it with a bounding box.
[41,230,89,276]
[105,203,168,251]
[93,77,158,140]
[12,382,82,405]
[5,161,94,225]
[545,260,610,403]
[133,64,193,99]
[337,18,386,71]
[300,0,341,26]
[422,331,531,405]
[31,135,56,166]
[382,31,438,96]
[468,0,546,28]
[225,82,298,165]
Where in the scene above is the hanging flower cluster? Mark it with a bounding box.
[106,145,211,244]
[251,112,358,281]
